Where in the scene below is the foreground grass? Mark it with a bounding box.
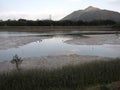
[0,59,120,90]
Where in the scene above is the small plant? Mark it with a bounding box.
[11,54,23,71]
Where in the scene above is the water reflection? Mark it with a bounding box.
[0,37,120,61]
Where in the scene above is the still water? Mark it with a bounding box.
[0,33,120,60]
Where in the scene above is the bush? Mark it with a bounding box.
[11,54,23,71]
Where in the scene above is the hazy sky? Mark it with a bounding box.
[0,0,120,20]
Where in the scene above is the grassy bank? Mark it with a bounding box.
[1,26,120,35]
[112,23,120,29]
[0,26,114,32]
[0,59,120,90]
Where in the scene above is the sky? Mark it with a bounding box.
[0,0,120,20]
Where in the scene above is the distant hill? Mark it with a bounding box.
[62,6,120,22]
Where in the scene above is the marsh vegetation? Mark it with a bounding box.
[0,58,120,90]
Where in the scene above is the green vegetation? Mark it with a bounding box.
[0,59,120,90]
[112,23,120,29]
[0,26,114,33]
[11,54,23,71]
[0,19,117,26]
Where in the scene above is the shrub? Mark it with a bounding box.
[11,54,23,71]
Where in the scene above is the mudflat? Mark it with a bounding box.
[65,34,120,45]
[0,36,49,50]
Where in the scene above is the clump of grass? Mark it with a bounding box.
[0,58,120,90]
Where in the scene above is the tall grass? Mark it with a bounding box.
[0,59,120,90]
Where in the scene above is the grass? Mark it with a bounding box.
[0,26,119,36]
[112,23,120,29]
[0,58,120,90]
[0,26,114,32]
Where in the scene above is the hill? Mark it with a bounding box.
[62,6,120,22]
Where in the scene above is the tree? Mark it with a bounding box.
[11,54,23,71]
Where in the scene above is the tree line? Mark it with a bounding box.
[0,19,117,26]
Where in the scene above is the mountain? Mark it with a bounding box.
[62,6,120,22]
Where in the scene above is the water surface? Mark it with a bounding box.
[0,35,120,60]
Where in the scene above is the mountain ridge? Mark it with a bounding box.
[62,6,120,22]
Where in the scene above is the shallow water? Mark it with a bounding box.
[0,33,120,60]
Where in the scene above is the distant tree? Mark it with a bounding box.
[112,22,120,29]
[0,19,117,26]
[76,20,86,26]
[18,19,27,22]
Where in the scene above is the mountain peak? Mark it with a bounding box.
[85,6,100,11]
[62,6,120,22]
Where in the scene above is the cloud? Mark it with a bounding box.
[69,0,81,1]
[106,0,117,2]
[103,0,120,7]
[106,0,120,4]
[0,12,45,20]
[0,10,70,20]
